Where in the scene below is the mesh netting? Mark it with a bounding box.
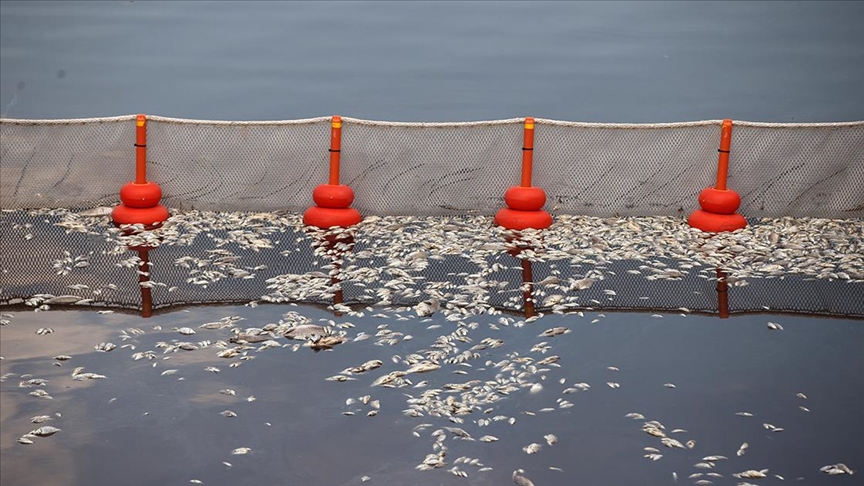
[1,209,861,318]
[1,115,862,218]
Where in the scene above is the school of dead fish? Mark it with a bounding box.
[0,208,861,484]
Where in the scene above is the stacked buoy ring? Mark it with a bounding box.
[112,114,169,229]
[494,118,552,230]
[303,116,362,228]
[688,119,747,232]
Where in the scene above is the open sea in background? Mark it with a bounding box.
[1,1,863,123]
[1,2,863,486]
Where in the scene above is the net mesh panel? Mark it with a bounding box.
[0,117,135,209]
[146,119,331,212]
[1,210,861,318]
[732,124,864,217]
[535,122,719,216]
[1,116,862,218]
[341,122,523,216]
[1,115,862,318]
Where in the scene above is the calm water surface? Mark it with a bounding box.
[1,1,863,122]
[1,304,862,486]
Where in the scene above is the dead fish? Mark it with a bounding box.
[36,327,54,335]
[513,469,535,486]
[283,324,329,340]
[221,410,238,418]
[175,327,196,336]
[539,327,570,337]
[30,426,61,437]
[820,463,854,475]
[307,335,346,351]
[734,469,769,479]
[94,342,116,352]
[17,436,35,445]
[406,362,440,374]
[544,434,558,446]
[522,443,542,454]
[767,322,784,331]
[30,415,53,423]
[231,447,252,455]
[53,355,72,361]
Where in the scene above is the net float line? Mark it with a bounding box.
[303,116,362,228]
[494,117,553,230]
[688,119,747,232]
[111,114,169,228]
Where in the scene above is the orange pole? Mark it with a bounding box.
[329,116,342,185]
[135,114,147,184]
[715,119,733,191]
[521,117,535,187]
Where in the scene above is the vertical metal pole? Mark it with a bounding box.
[715,119,733,191]
[138,248,152,318]
[135,114,147,184]
[521,117,535,187]
[329,116,342,185]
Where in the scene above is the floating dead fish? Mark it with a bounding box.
[406,362,440,374]
[36,327,54,335]
[30,415,53,423]
[45,295,84,305]
[175,327,196,336]
[54,355,72,361]
[539,327,570,337]
[17,436,35,445]
[221,410,238,418]
[767,322,784,331]
[94,342,116,352]
[231,447,252,455]
[30,426,61,437]
[734,469,768,479]
[522,443,542,454]
[820,463,854,475]
[544,434,558,446]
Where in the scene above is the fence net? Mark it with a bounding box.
[2,115,862,217]
[1,115,862,317]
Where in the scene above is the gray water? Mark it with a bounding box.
[2,305,863,486]
[1,1,863,122]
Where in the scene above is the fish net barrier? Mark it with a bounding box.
[1,115,862,317]
[2,115,862,217]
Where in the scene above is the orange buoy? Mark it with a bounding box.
[303,116,362,229]
[494,117,552,230]
[688,119,746,233]
[112,114,169,229]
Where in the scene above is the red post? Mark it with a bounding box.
[715,119,732,191]
[493,117,552,230]
[687,118,746,232]
[521,117,534,187]
[329,116,342,185]
[135,114,147,184]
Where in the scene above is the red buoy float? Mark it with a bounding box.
[688,119,747,233]
[112,114,169,229]
[494,117,552,230]
[303,116,363,229]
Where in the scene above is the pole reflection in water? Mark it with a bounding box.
[716,267,729,319]
[310,227,356,316]
[505,232,544,319]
